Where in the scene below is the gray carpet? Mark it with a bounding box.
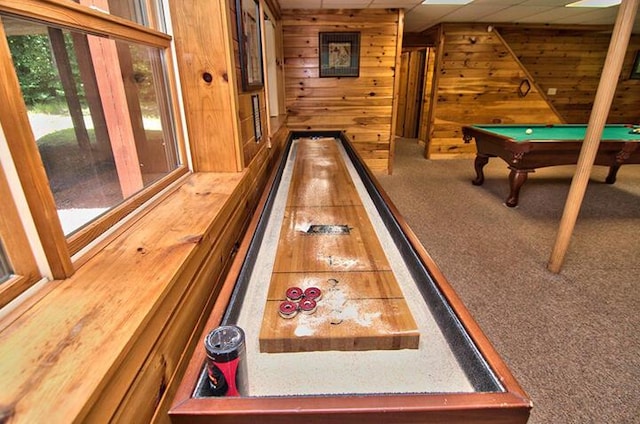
[376,138,640,424]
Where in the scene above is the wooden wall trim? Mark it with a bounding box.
[263,0,281,20]
[389,8,404,174]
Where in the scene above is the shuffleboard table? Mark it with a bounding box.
[462,124,640,207]
[169,131,531,424]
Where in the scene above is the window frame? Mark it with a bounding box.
[0,0,188,287]
[0,153,40,308]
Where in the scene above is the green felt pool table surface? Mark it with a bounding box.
[471,124,640,143]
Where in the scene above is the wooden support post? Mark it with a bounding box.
[79,0,144,198]
[47,28,93,153]
[547,0,639,274]
[70,32,113,162]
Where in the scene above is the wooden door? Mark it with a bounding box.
[396,49,426,139]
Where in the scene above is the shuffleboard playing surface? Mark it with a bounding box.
[258,137,419,353]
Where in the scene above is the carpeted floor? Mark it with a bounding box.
[375,137,640,424]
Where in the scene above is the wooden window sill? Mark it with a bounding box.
[0,171,247,423]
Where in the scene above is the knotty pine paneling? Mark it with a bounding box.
[427,24,562,159]
[169,0,242,172]
[282,9,402,173]
[499,28,640,124]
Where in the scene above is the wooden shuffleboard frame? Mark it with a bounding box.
[170,131,532,424]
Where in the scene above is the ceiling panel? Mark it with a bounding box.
[473,6,558,23]
[321,0,373,7]
[370,0,422,7]
[547,7,620,24]
[517,0,577,5]
[471,0,531,5]
[403,5,465,32]
[434,4,515,21]
[515,8,598,23]
[277,1,640,34]
[278,0,321,9]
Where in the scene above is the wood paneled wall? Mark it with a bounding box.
[499,28,640,124]
[169,0,242,172]
[425,24,562,158]
[423,24,640,158]
[282,9,402,173]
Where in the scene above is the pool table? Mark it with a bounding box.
[462,124,640,207]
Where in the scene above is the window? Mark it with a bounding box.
[0,244,10,284]
[0,0,186,290]
[69,0,165,30]
[4,16,180,236]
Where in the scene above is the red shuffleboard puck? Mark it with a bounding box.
[304,286,322,300]
[278,301,299,319]
[299,298,317,315]
[285,287,304,301]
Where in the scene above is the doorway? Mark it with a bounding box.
[396,48,427,139]
[395,47,437,158]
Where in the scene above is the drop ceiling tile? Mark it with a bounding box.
[518,0,577,5]
[321,0,373,7]
[403,4,464,31]
[478,6,558,22]
[515,7,595,23]
[436,4,516,21]
[279,0,321,8]
[548,7,619,24]
[370,0,422,7]
[471,0,530,5]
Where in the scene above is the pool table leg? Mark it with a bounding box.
[506,168,529,208]
[472,154,490,186]
[605,165,620,184]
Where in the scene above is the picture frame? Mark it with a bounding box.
[630,50,640,80]
[236,0,263,91]
[251,94,262,142]
[319,32,360,78]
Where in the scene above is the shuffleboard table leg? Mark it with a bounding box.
[506,168,529,208]
[472,154,489,186]
[605,165,620,184]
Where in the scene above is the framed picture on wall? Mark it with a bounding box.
[319,32,360,78]
[236,0,264,90]
[631,50,640,80]
[251,94,262,142]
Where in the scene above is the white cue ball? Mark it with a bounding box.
[525,128,533,135]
